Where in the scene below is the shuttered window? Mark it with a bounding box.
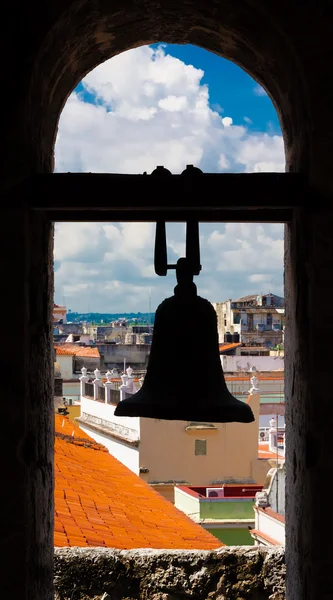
[195,439,207,455]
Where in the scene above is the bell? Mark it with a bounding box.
[115,257,254,424]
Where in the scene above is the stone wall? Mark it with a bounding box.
[54,546,285,599]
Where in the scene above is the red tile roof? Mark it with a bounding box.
[256,506,285,523]
[54,416,223,550]
[219,342,242,353]
[55,347,76,356]
[249,529,281,546]
[258,442,284,460]
[55,345,100,359]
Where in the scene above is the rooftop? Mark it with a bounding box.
[232,293,284,304]
[256,506,285,524]
[219,342,242,353]
[54,415,222,550]
[176,484,263,500]
[258,442,285,461]
[55,344,100,359]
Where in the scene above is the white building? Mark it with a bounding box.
[53,303,67,323]
[250,463,285,547]
[76,368,273,503]
[213,293,285,347]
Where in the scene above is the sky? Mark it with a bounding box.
[54,44,285,313]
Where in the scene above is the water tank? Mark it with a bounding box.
[224,331,232,343]
[231,332,240,343]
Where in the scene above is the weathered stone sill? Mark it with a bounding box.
[54,546,285,599]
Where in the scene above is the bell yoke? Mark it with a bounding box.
[115,167,254,424]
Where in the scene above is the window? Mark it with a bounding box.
[195,439,207,455]
[233,313,241,324]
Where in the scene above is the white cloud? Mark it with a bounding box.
[244,116,253,124]
[55,45,285,175]
[218,153,230,170]
[248,274,272,283]
[253,85,267,97]
[222,116,233,127]
[54,45,285,312]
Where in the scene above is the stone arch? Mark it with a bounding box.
[4,2,333,600]
[23,0,311,178]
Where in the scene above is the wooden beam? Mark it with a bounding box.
[24,172,308,222]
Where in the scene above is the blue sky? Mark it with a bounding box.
[54,44,284,312]
[151,44,280,133]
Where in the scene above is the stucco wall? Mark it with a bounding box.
[79,397,140,440]
[63,381,80,401]
[140,394,260,485]
[54,546,285,599]
[57,355,74,380]
[97,343,150,368]
[255,510,285,546]
[174,487,200,520]
[200,498,255,520]
[75,356,100,372]
[222,356,284,373]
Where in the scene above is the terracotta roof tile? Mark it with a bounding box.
[55,347,76,356]
[258,442,284,460]
[55,416,222,550]
[249,529,281,546]
[219,342,242,353]
[256,506,285,523]
[55,344,100,358]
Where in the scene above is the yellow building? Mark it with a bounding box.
[77,372,274,503]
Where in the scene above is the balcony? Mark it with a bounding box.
[54,546,285,599]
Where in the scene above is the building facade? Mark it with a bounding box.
[77,369,272,502]
[53,303,67,324]
[174,483,263,546]
[213,293,285,347]
[250,464,285,547]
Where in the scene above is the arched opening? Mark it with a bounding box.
[21,2,310,180]
[54,44,284,175]
[53,43,286,555]
[4,2,330,599]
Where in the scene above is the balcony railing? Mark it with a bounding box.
[84,382,94,398]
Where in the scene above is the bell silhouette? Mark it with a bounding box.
[115,257,254,423]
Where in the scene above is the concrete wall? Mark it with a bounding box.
[212,301,232,342]
[174,487,201,520]
[57,354,73,380]
[226,377,284,396]
[267,465,286,517]
[222,356,284,373]
[80,396,140,441]
[139,394,261,485]
[255,508,285,546]
[58,323,83,334]
[252,458,277,486]
[74,356,100,372]
[97,343,150,368]
[200,498,255,520]
[62,381,80,401]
